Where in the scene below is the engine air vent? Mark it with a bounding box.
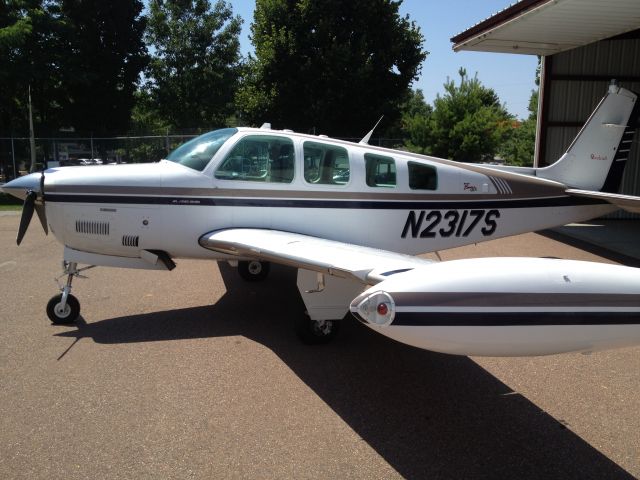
[122,235,139,247]
[76,220,110,236]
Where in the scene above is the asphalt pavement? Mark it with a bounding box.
[0,213,638,479]
[551,220,640,264]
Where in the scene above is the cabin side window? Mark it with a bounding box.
[408,161,438,190]
[303,142,350,185]
[364,153,396,188]
[214,135,295,183]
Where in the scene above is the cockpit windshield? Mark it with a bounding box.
[166,128,238,171]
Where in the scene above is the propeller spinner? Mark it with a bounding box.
[2,171,48,245]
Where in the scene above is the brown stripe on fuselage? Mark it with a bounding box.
[46,184,567,202]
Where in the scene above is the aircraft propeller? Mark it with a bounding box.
[16,170,47,245]
[36,170,48,233]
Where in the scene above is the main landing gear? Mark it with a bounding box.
[46,261,93,324]
[237,260,270,282]
[234,262,345,345]
[295,269,363,346]
[294,316,341,345]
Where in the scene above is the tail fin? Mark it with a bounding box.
[538,83,639,192]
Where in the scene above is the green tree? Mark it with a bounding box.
[425,68,512,162]
[129,90,170,135]
[400,88,432,153]
[0,0,31,133]
[145,0,242,130]
[499,89,538,167]
[237,0,427,137]
[0,1,147,137]
[0,0,67,135]
[58,0,148,135]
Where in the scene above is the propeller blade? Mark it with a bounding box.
[16,190,36,245]
[36,169,48,234]
[35,203,48,234]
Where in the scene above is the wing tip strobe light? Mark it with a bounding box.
[351,291,396,327]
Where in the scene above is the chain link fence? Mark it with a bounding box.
[0,134,196,181]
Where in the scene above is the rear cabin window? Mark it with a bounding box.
[365,153,396,188]
[408,161,437,190]
[303,142,350,185]
[215,135,295,183]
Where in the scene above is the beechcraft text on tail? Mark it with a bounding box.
[4,82,640,356]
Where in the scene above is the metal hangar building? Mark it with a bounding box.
[451,0,640,218]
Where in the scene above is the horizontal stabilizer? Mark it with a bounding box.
[566,189,640,214]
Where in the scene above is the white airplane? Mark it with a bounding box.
[4,83,640,356]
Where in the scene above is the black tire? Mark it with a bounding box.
[295,316,340,345]
[46,294,80,324]
[238,260,270,282]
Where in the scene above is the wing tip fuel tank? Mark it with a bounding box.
[350,257,640,356]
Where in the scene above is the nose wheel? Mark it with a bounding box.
[47,293,80,324]
[47,261,94,324]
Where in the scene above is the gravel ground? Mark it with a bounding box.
[1,214,638,479]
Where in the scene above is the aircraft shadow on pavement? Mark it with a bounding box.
[541,229,640,268]
[56,263,633,479]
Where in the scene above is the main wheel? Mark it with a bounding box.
[46,293,80,324]
[295,316,340,345]
[238,260,270,282]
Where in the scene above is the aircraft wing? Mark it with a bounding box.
[199,228,433,284]
[566,189,640,214]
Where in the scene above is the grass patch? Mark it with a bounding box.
[0,204,21,211]
[0,192,22,209]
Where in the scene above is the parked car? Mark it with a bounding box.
[59,158,103,167]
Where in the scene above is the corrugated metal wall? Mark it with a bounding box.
[539,34,640,219]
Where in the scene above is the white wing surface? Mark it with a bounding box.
[566,189,640,214]
[199,228,433,284]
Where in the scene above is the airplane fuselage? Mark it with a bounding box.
[39,128,615,263]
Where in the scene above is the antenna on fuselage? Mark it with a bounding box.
[359,116,384,145]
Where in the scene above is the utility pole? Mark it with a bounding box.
[28,86,37,173]
[11,137,16,180]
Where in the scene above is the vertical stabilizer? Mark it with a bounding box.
[537,84,639,192]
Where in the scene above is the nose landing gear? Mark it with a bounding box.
[46,261,94,324]
[46,293,80,325]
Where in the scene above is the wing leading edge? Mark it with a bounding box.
[199,228,433,284]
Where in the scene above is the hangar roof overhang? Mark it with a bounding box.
[451,0,640,56]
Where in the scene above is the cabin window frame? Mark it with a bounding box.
[364,153,397,188]
[214,134,296,183]
[302,141,351,186]
[408,161,438,190]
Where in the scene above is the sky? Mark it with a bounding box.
[230,0,539,119]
